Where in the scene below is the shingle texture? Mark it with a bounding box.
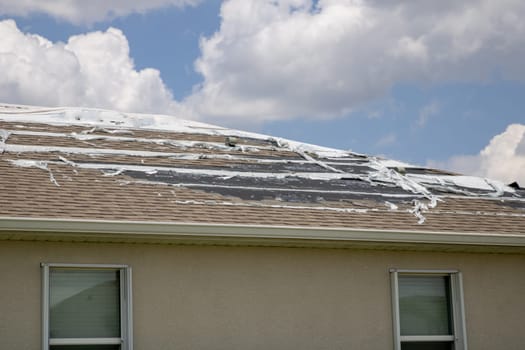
[1,105,524,235]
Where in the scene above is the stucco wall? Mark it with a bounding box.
[0,240,524,350]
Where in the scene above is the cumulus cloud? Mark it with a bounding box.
[0,0,199,24]
[187,0,525,124]
[0,19,191,117]
[428,124,525,185]
[3,1,525,128]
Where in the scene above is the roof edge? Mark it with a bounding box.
[0,216,524,248]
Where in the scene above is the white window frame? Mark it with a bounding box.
[41,263,133,350]
[390,269,467,350]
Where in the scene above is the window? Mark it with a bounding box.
[390,269,467,350]
[41,263,132,350]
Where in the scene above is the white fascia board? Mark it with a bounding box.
[0,216,524,248]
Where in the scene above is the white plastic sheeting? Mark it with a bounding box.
[1,104,521,225]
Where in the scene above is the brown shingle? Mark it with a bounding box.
[1,120,524,235]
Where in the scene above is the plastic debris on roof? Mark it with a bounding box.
[0,103,524,228]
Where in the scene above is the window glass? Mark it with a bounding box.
[398,275,452,336]
[49,269,121,338]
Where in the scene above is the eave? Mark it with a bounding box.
[0,216,524,253]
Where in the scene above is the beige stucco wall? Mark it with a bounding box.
[0,240,524,350]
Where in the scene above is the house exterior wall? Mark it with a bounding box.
[1,239,524,350]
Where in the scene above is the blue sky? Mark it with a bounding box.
[0,0,524,184]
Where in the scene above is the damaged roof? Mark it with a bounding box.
[0,103,524,237]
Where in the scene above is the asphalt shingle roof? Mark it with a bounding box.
[1,104,524,235]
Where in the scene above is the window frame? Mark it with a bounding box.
[41,263,133,350]
[390,268,467,350]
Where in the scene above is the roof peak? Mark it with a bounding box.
[0,102,365,159]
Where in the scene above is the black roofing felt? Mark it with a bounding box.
[122,167,524,207]
[0,106,523,227]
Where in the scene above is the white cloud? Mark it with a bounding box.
[2,1,525,129]
[428,124,525,186]
[0,0,199,24]
[0,19,192,117]
[187,0,525,124]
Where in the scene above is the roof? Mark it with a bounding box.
[0,103,524,245]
